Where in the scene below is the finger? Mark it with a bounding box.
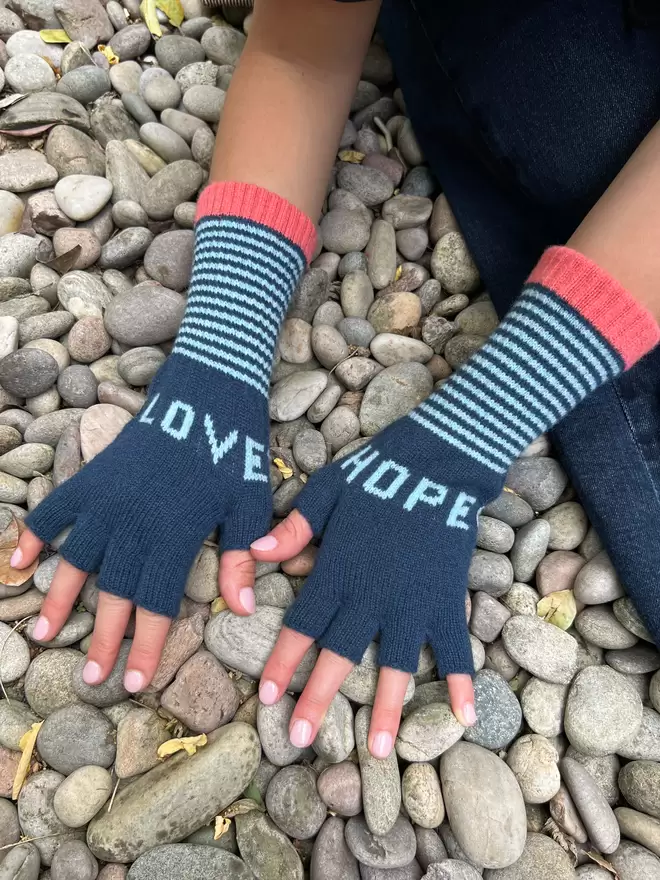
[448,673,476,727]
[83,591,132,685]
[289,648,353,748]
[35,559,88,642]
[369,667,412,758]
[250,509,312,561]
[124,607,171,692]
[12,528,44,568]
[219,549,256,615]
[259,625,315,706]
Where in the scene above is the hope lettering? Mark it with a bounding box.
[341,445,477,529]
[138,393,268,483]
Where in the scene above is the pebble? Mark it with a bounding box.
[257,694,305,767]
[396,701,464,761]
[560,756,620,853]
[313,692,354,762]
[37,703,115,775]
[53,765,113,829]
[0,149,58,193]
[161,649,239,733]
[469,592,511,643]
[521,678,568,737]
[356,705,400,835]
[99,227,154,271]
[127,844,253,880]
[50,839,99,880]
[114,707,169,779]
[359,362,432,434]
[0,699,40,751]
[481,832,576,880]
[483,491,534,528]
[316,761,362,816]
[536,550,585,596]
[53,175,113,223]
[467,550,514,597]
[310,817,360,880]
[108,24,151,59]
[565,666,642,756]
[402,761,445,828]
[235,811,303,880]
[320,208,371,254]
[58,66,111,105]
[506,734,560,803]
[0,621,30,683]
[502,615,578,684]
[104,283,185,345]
[5,53,56,92]
[368,291,422,335]
[510,519,551,582]
[147,613,205,692]
[573,550,625,604]
[575,605,638,649]
[431,232,480,295]
[610,841,660,880]
[17,769,83,865]
[141,159,204,220]
[345,815,416,870]
[269,370,328,421]
[0,842,41,880]
[463,669,522,750]
[619,759,660,819]
[24,647,82,717]
[366,219,397,289]
[79,404,132,460]
[505,457,568,511]
[337,164,394,207]
[614,597,654,642]
[616,807,660,858]
[265,765,326,839]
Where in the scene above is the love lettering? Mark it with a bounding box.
[341,445,477,529]
[138,393,268,483]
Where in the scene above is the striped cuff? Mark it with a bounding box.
[528,247,660,369]
[196,181,317,263]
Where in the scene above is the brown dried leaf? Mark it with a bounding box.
[0,517,38,587]
[42,245,81,273]
[213,816,231,839]
[585,851,619,877]
[220,797,264,818]
[12,722,42,800]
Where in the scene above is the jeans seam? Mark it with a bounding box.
[613,379,660,511]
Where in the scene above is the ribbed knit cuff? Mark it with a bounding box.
[195,181,317,263]
[528,246,660,369]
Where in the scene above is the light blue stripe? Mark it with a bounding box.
[188,274,290,320]
[192,254,293,310]
[195,223,304,277]
[450,369,545,433]
[466,354,561,425]
[186,289,283,332]
[181,312,277,350]
[408,412,506,473]
[176,322,274,365]
[194,235,302,285]
[420,396,522,456]
[173,344,269,397]
[184,300,280,339]
[523,288,619,374]
[476,339,577,414]
[416,402,512,464]
[496,317,595,399]
[176,330,272,375]
[441,372,540,440]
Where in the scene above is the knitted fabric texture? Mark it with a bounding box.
[26,181,315,618]
[285,246,660,675]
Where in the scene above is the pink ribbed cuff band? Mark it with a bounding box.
[528,246,660,369]
[195,181,317,262]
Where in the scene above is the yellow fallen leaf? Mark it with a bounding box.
[211,597,228,614]
[214,816,231,840]
[220,797,264,818]
[273,457,293,480]
[0,516,38,587]
[394,265,403,282]
[155,0,184,27]
[338,150,365,164]
[39,29,70,43]
[537,590,577,631]
[157,733,207,759]
[140,0,162,37]
[12,722,42,800]
[97,45,119,65]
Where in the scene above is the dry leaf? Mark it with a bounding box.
[394,265,403,282]
[211,597,228,614]
[0,517,38,587]
[39,29,70,42]
[537,590,577,631]
[585,851,618,877]
[220,798,264,818]
[155,0,184,27]
[157,733,207,759]
[213,816,231,840]
[140,0,162,37]
[97,45,119,65]
[273,458,293,479]
[12,722,42,800]
[338,150,365,164]
[42,245,82,273]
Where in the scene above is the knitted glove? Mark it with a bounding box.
[284,247,660,675]
[26,182,316,618]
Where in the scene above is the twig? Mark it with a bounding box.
[107,777,120,814]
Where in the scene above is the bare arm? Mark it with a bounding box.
[211,0,382,218]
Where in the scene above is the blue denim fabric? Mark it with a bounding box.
[379,0,660,637]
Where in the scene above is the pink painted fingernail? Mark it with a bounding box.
[371,731,393,758]
[463,702,477,726]
[124,669,145,693]
[10,548,22,568]
[32,616,49,641]
[83,660,102,685]
[259,680,279,705]
[251,535,278,551]
[239,587,256,613]
[290,719,312,748]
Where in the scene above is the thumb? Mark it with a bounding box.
[250,509,313,562]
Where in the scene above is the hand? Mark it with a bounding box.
[251,419,495,759]
[14,356,273,692]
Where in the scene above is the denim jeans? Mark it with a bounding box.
[379,0,660,637]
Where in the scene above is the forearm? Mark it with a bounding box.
[211,0,381,218]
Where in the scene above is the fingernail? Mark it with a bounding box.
[32,616,49,641]
[371,731,393,758]
[10,548,22,568]
[290,719,312,748]
[82,660,102,685]
[259,679,279,705]
[463,702,477,726]
[251,535,278,551]
[124,669,146,693]
[239,587,256,613]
